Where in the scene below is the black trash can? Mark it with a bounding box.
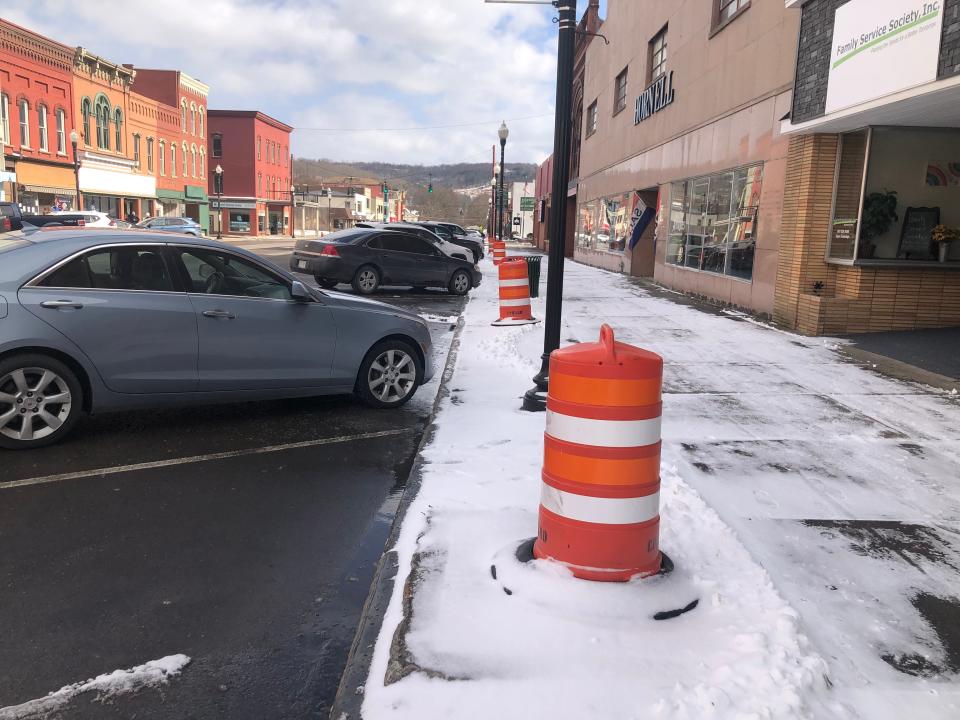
[525,255,542,298]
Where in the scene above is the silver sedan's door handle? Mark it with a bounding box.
[40,300,84,310]
[202,309,236,319]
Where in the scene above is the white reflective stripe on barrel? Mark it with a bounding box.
[499,298,532,307]
[540,483,660,525]
[499,278,529,287]
[545,409,660,448]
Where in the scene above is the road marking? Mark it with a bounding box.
[0,429,414,491]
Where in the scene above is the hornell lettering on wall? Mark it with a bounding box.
[634,71,675,125]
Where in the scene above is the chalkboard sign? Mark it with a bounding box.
[898,206,940,260]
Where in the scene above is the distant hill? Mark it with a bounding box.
[293,158,536,191]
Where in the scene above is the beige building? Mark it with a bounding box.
[574,0,800,316]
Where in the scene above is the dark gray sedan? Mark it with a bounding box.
[0,229,434,449]
[291,227,481,295]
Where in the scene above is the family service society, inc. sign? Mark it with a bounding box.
[825,0,944,114]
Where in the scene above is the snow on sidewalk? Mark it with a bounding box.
[361,257,960,719]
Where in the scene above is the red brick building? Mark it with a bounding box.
[0,19,78,211]
[207,110,292,236]
[132,69,209,231]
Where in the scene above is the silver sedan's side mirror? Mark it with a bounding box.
[290,280,314,302]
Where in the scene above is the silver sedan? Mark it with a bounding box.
[0,229,434,449]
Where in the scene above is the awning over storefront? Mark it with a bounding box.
[14,162,77,193]
[784,75,960,135]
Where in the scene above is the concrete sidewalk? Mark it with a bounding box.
[344,255,960,720]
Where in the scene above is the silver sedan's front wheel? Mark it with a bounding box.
[0,356,82,449]
[356,340,422,409]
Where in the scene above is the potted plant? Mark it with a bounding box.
[931,224,960,262]
[859,190,898,259]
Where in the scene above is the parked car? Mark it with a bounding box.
[356,222,471,263]
[1,203,89,232]
[415,221,484,263]
[50,210,117,228]
[291,227,481,296]
[136,216,202,236]
[0,229,434,449]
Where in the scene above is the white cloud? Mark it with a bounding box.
[7,0,560,164]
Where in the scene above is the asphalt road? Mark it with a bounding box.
[0,245,466,719]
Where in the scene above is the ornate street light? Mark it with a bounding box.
[497,122,508,241]
[69,129,82,211]
[214,164,224,239]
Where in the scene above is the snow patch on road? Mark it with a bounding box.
[0,654,190,719]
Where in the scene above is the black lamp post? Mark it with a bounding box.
[214,164,223,239]
[497,122,508,240]
[69,129,82,211]
[489,175,496,240]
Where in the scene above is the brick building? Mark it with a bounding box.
[132,69,210,231]
[0,19,78,211]
[776,0,960,334]
[72,47,152,218]
[207,110,293,236]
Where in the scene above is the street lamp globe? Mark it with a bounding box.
[498,121,509,143]
[491,176,497,187]
[215,164,223,176]
[69,129,79,146]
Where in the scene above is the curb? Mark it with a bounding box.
[328,308,468,720]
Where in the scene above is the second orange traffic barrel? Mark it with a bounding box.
[492,257,538,326]
[534,324,663,581]
[491,240,506,265]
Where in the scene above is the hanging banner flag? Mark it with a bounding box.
[628,192,655,250]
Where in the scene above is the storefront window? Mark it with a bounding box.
[666,164,763,281]
[229,212,250,233]
[828,129,869,261]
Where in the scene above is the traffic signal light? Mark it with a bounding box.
[428,182,433,193]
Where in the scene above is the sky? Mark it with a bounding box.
[6,1,605,166]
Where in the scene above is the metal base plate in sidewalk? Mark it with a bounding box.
[491,317,541,327]
[492,538,698,621]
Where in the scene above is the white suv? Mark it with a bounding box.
[50,210,116,228]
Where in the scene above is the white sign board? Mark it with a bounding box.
[825,0,944,114]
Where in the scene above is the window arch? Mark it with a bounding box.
[170,143,177,177]
[0,94,9,147]
[114,108,123,153]
[80,97,91,145]
[257,172,262,197]
[55,108,66,153]
[18,97,30,148]
[94,95,111,150]
[190,143,197,177]
[199,148,205,178]
[159,140,166,175]
[190,102,196,136]
[198,107,204,137]
[180,99,187,131]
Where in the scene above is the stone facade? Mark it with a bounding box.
[792,0,960,124]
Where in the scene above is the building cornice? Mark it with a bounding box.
[0,19,74,73]
[74,47,136,87]
[178,72,209,98]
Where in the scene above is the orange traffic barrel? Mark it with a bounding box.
[534,324,664,581]
[492,240,507,265]
[492,257,538,326]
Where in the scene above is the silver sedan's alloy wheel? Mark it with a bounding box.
[0,367,73,442]
[367,349,416,403]
[357,269,378,292]
[453,272,470,294]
